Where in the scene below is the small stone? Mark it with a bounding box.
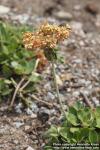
[30,113,37,118]
[24,126,31,131]
[13,140,19,145]
[92,97,100,106]
[15,103,23,114]
[85,3,98,15]
[26,108,33,115]
[73,91,80,97]
[26,146,35,150]
[74,5,81,11]
[11,14,29,24]
[60,73,73,81]
[56,74,63,86]
[47,92,55,100]
[54,11,72,20]
[72,59,82,64]
[95,14,100,27]
[31,102,39,113]
[0,5,10,14]
[13,122,24,128]
[37,107,50,123]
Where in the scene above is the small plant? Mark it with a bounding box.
[44,102,100,149]
[0,22,41,107]
[23,21,71,115]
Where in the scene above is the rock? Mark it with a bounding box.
[24,125,31,131]
[13,122,24,128]
[37,107,50,123]
[31,102,39,113]
[47,92,55,100]
[73,91,80,97]
[72,59,82,64]
[26,146,35,150]
[74,5,81,11]
[95,14,100,27]
[54,11,72,20]
[92,97,100,106]
[60,73,73,81]
[0,5,10,14]
[15,103,23,114]
[70,21,85,37]
[56,74,63,86]
[26,108,33,115]
[11,14,30,24]
[85,3,98,15]
[13,140,19,145]
[30,113,37,119]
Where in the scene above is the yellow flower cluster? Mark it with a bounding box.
[23,22,71,50]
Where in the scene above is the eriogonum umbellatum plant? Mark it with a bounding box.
[23,22,71,115]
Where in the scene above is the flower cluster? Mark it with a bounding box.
[23,22,71,70]
[23,22,71,50]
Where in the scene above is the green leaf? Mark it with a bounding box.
[67,113,79,126]
[29,73,41,83]
[89,130,98,143]
[70,128,79,133]
[96,118,100,128]
[73,101,84,111]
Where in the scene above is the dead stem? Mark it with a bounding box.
[80,91,94,109]
[9,77,25,108]
[28,93,59,108]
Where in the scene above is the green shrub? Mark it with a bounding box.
[45,102,100,149]
[0,22,40,102]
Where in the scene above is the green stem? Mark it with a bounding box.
[52,61,67,116]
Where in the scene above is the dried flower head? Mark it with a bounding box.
[35,50,48,72]
[23,22,71,50]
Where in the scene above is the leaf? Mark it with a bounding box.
[70,128,79,133]
[96,118,100,128]
[67,113,79,126]
[89,130,98,143]
[73,101,84,111]
[29,73,41,83]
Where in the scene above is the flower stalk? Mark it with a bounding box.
[52,61,66,116]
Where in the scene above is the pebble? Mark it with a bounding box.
[56,74,63,86]
[72,59,82,64]
[74,5,81,11]
[70,21,85,37]
[37,107,50,123]
[54,11,73,20]
[15,103,23,114]
[85,3,98,15]
[26,108,33,115]
[92,97,100,106]
[73,91,80,97]
[30,102,39,113]
[95,14,100,27]
[13,122,24,128]
[11,13,30,24]
[26,146,35,150]
[0,5,10,14]
[47,92,55,100]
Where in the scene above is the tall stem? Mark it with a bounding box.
[52,61,66,116]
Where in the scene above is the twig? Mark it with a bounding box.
[80,92,94,109]
[19,93,31,108]
[28,94,56,108]
[52,61,67,116]
[20,59,39,91]
[9,77,25,108]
